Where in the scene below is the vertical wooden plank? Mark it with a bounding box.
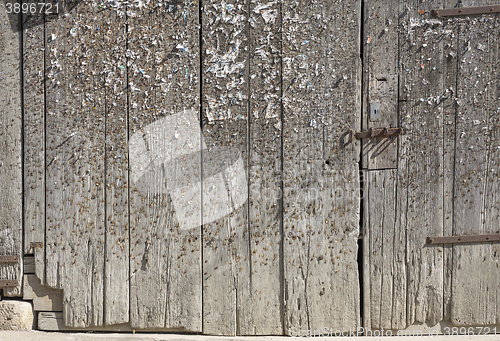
[45,2,106,327]
[451,4,500,325]
[362,0,399,169]
[398,0,445,328]
[128,0,201,331]
[366,0,458,329]
[100,5,129,326]
[364,169,406,330]
[23,1,46,285]
[0,1,23,297]
[201,0,250,333]
[243,0,282,334]
[441,0,460,322]
[282,0,361,332]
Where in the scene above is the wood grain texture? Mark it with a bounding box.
[451,3,500,325]
[282,0,361,332]
[364,0,463,329]
[364,169,406,330]
[362,0,399,169]
[45,3,106,327]
[23,4,46,288]
[398,0,448,328]
[0,3,23,297]
[128,1,201,331]
[23,274,63,311]
[243,0,282,334]
[23,256,36,274]
[99,5,129,326]
[201,0,250,335]
[442,0,460,323]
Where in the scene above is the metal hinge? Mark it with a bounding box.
[349,127,402,142]
[427,233,500,245]
[432,5,500,17]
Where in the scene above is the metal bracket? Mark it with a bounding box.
[0,279,18,287]
[427,233,500,245]
[30,242,43,249]
[349,127,402,142]
[0,255,19,263]
[432,5,500,17]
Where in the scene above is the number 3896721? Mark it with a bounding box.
[5,2,59,14]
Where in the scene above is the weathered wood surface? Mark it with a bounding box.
[23,274,63,311]
[246,0,282,334]
[365,0,500,330]
[23,4,46,295]
[396,0,448,328]
[0,3,23,297]
[282,0,361,332]
[201,0,250,333]
[362,0,399,169]
[45,3,106,327]
[100,3,129,327]
[38,312,130,332]
[128,1,202,331]
[23,256,36,274]
[364,169,406,330]
[451,3,500,325]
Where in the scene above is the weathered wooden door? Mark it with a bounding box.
[20,0,363,335]
[363,0,500,331]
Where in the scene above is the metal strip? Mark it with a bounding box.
[354,127,402,140]
[30,242,43,249]
[432,5,500,17]
[427,233,500,245]
[0,255,19,263]
[0,279,18,287]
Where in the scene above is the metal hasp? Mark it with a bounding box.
[349,127,402,141]
[427,233,500,245]
[0,255,19,263]
[432,5,500,17]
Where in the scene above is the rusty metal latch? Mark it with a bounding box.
[432,5,500,17]
[0,255,19,263]
[427,233,500,245]
[0,280,18,287]
[349,127,402,142]
[30,242,43,249]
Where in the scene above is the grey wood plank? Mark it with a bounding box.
[282,0,361,332]
[243,0,282,334]
[37,312,191,332]
[128,3,202,331]
[200,0,250,334]
[365,169,406,330]
[23,274,63,311]
[398,0,446,328]
[368,0,457,329]
[0,2,23,297]
[22,6,46,286]
[362,0,399,169]
[441,0,460,322]
[23,256,36,274]
[100,6,129,327]
[23,5,46,289]
[451,4,500,325]
[45,4,106,327]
